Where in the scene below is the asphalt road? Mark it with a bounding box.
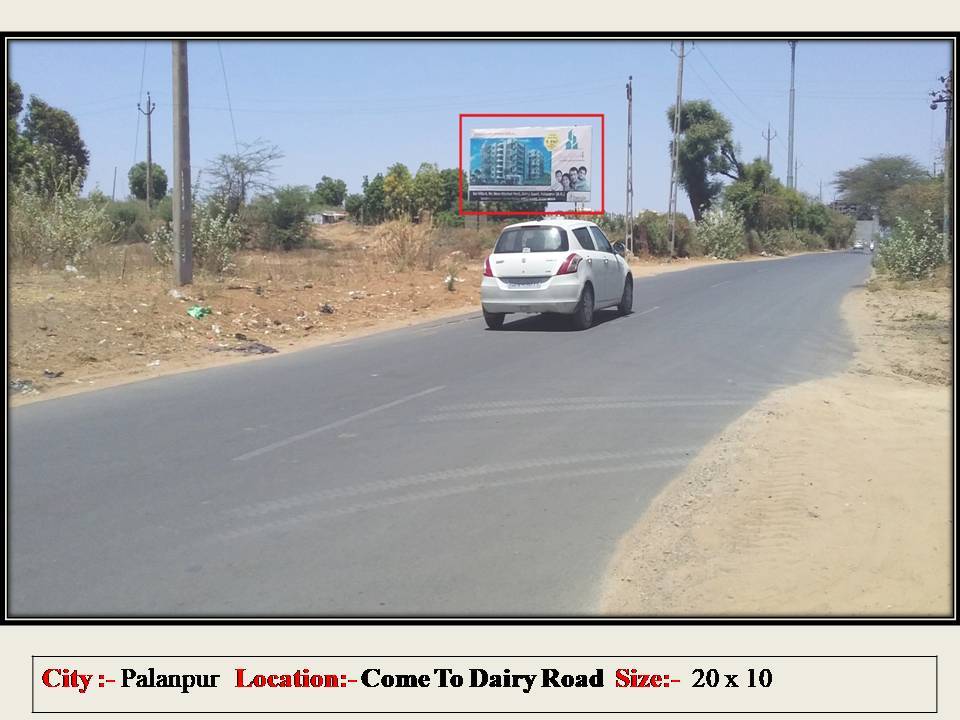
[9,250,872,616]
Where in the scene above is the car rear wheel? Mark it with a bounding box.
[483,309,505,330]
[618,276,633,315]
[571,284,595,330]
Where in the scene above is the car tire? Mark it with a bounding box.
[618,276,633,315]
[571,284,595,330]
[483,309,505,330]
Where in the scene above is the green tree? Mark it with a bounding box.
[312,175,347,208]
[882,177,944,230]
[723,158,776,232]
[439,167,465,212]
[384,162,414,219]
[127,161,169,201]
[344,193,364,220]
[667,100,742,221]
[248,186,312,251]
[22,95,89,185]
[361,174,387,224]
[834,155,929,214]
[7,80,30,184]
[413,162,445,216]
[8,79,23,120]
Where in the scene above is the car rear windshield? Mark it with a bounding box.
[494,226,569,253]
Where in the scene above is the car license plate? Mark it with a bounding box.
[506,278,543,289]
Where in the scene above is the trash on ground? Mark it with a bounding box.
[234,332,248,341]
[65,265,78,274]
[147,359,161,367]
[186,306,212,319]
[209,341,278,355]
[43,369,64,379]
[9,379,38,395]
[168,288,185,299]
[320,303,335,314]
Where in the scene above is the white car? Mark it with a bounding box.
[480,219,633,330]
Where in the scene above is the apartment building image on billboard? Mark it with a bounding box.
[472,137,550,186]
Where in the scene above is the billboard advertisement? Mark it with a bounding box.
[468,126,592,203]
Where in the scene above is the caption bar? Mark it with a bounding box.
[33,655,936,714]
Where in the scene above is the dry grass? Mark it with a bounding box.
[8,223,488,402]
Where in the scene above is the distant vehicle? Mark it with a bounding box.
[852,240,865,251]
[869,240,875,252]
[480,219,632,330]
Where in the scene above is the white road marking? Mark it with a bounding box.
[232,385,445,462]
[709,280,732,288]
[636,305,660,316]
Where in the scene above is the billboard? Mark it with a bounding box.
[468,126,592,203]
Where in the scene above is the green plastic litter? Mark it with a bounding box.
[187,306,212,319]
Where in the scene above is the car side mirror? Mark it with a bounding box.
[612,241,626,256]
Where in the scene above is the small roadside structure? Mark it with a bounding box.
[307,211,348,225]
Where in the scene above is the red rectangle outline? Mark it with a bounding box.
[459,113,605,217]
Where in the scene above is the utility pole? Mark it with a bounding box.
[137,91,156,209]
[794,158,802,191]
[111,166,117,201]
[172,41,193,285]
[625,75,634,253]
[786,41,798,190]
[762,123,777,168]
[931,68,953,262]
[668,40,690,258]
[818,179,823,203]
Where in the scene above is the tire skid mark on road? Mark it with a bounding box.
[212,458,690,543]
[433,394,763,413]
[421,399,752,422]
[222,446,698,521]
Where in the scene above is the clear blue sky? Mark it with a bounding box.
[8,39,952,214]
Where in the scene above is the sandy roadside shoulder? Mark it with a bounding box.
[601,269,953,617]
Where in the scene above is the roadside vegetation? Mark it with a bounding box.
[6,76,951,399]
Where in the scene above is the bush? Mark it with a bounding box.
[9,182,112,265]
[433,210,465,228]
[823,211,855,249]
[149,199,242,273]
[105,199,161,243]
[696,207,746,259]
[874,211,944,280]
[244,186,312,251]
[375,219,434,270]
[635,211,695,256]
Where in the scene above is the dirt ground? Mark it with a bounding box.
[601,267,953,617]
[9,223,791,406]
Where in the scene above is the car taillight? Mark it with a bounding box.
[483,257,494,277]
[556,253,582,275]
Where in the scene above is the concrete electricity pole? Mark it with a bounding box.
[172,41,193,286]
[930,69,953,262]
[762,123,777,168]
[111,166,117,201]
[787,41,798,190]
[625,75,634,253]
[137,91,156,209]
[668,41,690,258]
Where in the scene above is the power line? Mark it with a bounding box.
[132,41,147,165]
[696,46,768,128]
[216,41,240,156]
